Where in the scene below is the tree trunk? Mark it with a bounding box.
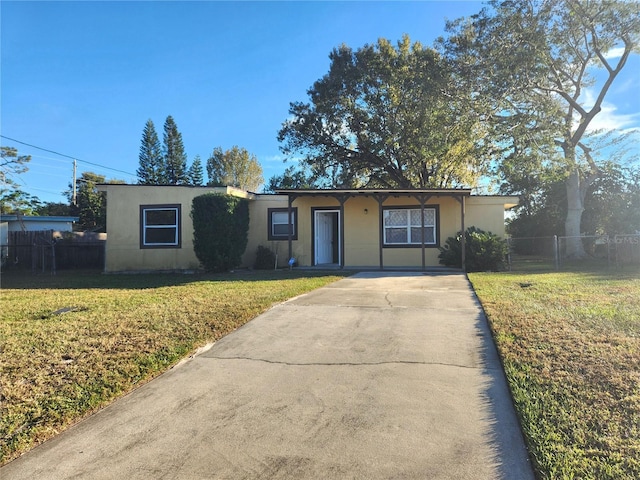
[564,169,587,259]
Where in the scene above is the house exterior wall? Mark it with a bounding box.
[243,195,298,268]
[98,184,516,272]
[465,197,513,237]
[273,194,515,269]
[342,196,380,267]
[99,185,254,272]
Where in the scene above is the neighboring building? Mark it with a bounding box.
[0,215,80,268]
[0,215,79,233]
[96,184,518,273]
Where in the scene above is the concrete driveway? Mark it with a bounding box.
[1,272,534,480]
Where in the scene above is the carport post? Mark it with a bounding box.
[415,194,432,272]
[287,194,294,268]
[420,197,426,271]
[461,195,466,272]
[335,194,349,269]
[376,195,389,270]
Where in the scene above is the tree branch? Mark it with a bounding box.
[571,41,632,145]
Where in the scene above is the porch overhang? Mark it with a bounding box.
[273,188,472,200]
[274,188,472,271]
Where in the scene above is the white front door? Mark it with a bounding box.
[315,210,339,265]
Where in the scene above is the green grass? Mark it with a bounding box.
[0,269,347,465]
[469,270,640,480]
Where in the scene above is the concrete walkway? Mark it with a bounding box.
[2,272,534,480]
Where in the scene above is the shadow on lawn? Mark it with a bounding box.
[502,265,639,282]
[0,268,348,290]
[507,255,639,277]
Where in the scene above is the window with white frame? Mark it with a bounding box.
[383,207,437,246]
[268,208,297,240]
[140,204,181,248]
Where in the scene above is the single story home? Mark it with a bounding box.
[97,184,517,273]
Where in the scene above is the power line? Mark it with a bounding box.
[27,153,77,164]
[28,161,73,172]
[26,186,67,196]
[1,134,137,177]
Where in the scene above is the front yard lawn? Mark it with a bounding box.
[0,269,347,465]
[469,270,640,480]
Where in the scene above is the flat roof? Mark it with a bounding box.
[96,184,256,199]
[274,188,473,196]
[0,215,79,222]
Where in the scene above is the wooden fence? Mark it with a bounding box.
[1,230,106,272]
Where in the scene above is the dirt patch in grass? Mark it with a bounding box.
[0,269,347,465]
[469,270,640,480]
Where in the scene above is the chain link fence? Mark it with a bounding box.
[507,234,640,272]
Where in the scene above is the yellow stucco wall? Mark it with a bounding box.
[243,195,301,268]
[279,194,516,268]
[98,185,255,272]
[466,196,515,237]
[98,184,516,272]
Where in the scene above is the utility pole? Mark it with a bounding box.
[72,159,77,206]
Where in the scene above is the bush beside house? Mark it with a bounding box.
[191,194,249,272]
[439,226,508,272]
[254,245,277,270]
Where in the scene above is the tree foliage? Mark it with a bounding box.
[206,146,263,191]
[264,165,319,193]
[0,190,42,215]
[66,172,124,231]
[582,163,640,235]
[66,172,106,231]
[441,0,640,256]
[162,115,189,185]
[36,202,73,216]
[136,119,164,185]
[191,194,250,272]
[278,35,487,189]
[1,147,31,190]
[187,155,205,186]
[507,163,640,242]
[506,179,567,240]
[138,117,208,186]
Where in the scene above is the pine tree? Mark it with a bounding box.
[187,155,205,186]
[136,119,164,184]
[162,115,188,185]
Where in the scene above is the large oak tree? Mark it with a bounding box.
[442,0,640,257]
[278,35,488,189]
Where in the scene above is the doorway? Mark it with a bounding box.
[313,209,340,265]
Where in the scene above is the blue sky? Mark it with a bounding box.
[1,1,639,204]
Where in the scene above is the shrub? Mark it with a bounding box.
[439,226,508,272]
[191,194,249,272]
[254,245,277,270]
